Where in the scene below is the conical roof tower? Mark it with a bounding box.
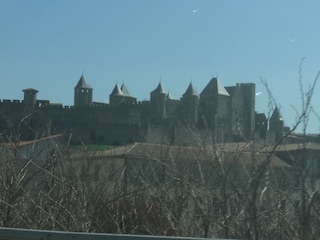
[74,74,93,107]
[150,82,167,119]
[109,83,136,106]
[121,83,130,96]
[75,74,92,90]
[181,82,199,125]
[183,82,198,97]
[110,84,123,96]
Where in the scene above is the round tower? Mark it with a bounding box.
[181,83,199,125]
[269,107,284,143]
[109,83,137,107]
[150,82,166,119]
[23,88,38,110]
[74,74,93,107]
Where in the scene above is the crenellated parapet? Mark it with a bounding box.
[0,73,278,145]
[0,99,23,104]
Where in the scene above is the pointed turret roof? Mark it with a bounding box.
[75,74,92,89]
[271,107,283,121]
[151,82,166,94]
[110,84,123,96]
[200,77,230,96]
[183,83,198,97]
[121,83,130,96]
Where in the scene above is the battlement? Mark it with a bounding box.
[167,99,179,103]
[0,77,268,145]
[36,100,50,108]
[92,102,108,107]
[0,99,22,104]
[240,82,255,86]
[127,100,151,106]
[137,100,150,105]
[47,103,63,108]
[108,100,151,108]
[234,83,255,88]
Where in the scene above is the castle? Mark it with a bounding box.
[0,75,285,145]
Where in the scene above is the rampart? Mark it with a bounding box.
[0,76,285,145]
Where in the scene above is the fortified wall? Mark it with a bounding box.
[0,75,285,145]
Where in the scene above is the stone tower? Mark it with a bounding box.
[74,74,93,107]
[269,107,284,142]
[109,84,124,106]
[225,84,244,138]
[181,83,199,125]
[240,83,255,140]
[150,82,166,119]
[109,83,136,106]
[23,88,38,111]
[199,78,230,129]
[255,113,268,140]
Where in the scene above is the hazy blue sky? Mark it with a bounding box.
[1,0,320,133]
